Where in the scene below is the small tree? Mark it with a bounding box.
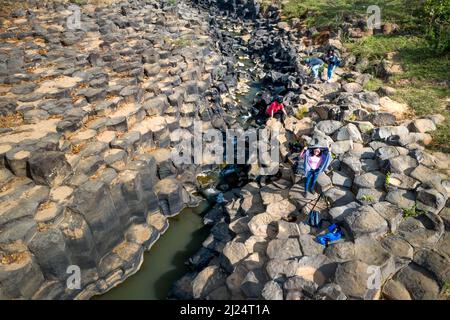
[421,0,450,53]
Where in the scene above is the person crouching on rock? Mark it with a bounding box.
[304,57,325,82]
[300,147,322,196]
[323,49,341,83]
[266,96,287,123]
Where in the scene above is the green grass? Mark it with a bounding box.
[363,78,383,91]
[442,281,450,299]
[347,35,450,81]
[294,106,308,120]
[345,34,450,152]
[360,194,375,202]
[280,0,418,28]
[402,204,424,219]
[348,35,450,153]
[384,171,391,189]
[163,36,195,48]
[70,0,88,4]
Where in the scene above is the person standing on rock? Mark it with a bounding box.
[324,49,341,83]
[266,96,287,123]
[299,146,332,196]
[304,57,325,82]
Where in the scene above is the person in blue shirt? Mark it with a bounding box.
[324,49,341,83]
[304,57,325,81]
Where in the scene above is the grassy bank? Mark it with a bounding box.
[279,0,418,28]
[274,0,450,152]
[347,34,449,152]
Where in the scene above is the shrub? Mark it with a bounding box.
[421,0,450,53]
[294,106,308,120]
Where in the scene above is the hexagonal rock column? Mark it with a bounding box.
[154,178,186,217]
[111,170,148,223]
[28,228,72,282]
[344,205,389,239]
[28,151,72,187]
[0,252,45,299]
[68,180,123,258]
[334,260,380,300]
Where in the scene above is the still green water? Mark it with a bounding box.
[95,202,210,300]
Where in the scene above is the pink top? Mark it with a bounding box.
[308,155,322,170]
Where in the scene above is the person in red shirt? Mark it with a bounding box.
[266,97,287,122]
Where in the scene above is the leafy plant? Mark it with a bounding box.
[441,281,450,298]
[402,204,424,219]
[361,194,374,202]
[70,0,87,5]
[172,37,192,47]
[347,113,357,121]
[294,106,308,120]
[385,171,391,189]
[421,0,450,53]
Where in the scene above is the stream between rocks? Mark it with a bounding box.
[95,202,209,299]
[95,1,284,299]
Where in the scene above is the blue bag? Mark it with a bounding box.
[316,224,342,246]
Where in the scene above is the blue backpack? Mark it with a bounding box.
[306,211,321,228]
[305,193,323,228]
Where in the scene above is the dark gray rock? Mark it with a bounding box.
[385,189,416,209]
[381,236,414,267]
[316,120,343,135]
[267,238,302,260]
[416,185,447,214]
[394,263,440,300]
[354,236,396,281]
[0,253,45,299]
[324,187,356,207]
[397,212,445,249]
[315,283,347,300]
[366,112,396,126]
[298,234,324,256]
[261,280,284,300]
[69,180,123,257]
[353,171,386,191]
[356,188,385,205]
[192,265,227,299]
[28,228,71,281]
[240,269,267,299]
[334,260,379,300]
[283,276,318,298]
[265,259,299,280]
[372,202,403,233]
[387,155,419,175]
[344,205,389,239]
[413,249,450,285]
[334,123,363,143]
[331,171,353,188]
[325,242,356,262]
